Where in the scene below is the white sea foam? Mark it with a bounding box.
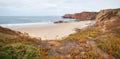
[0,22,54,28]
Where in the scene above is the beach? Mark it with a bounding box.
[9,20,96,40]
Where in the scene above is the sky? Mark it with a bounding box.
[0,0,120,16]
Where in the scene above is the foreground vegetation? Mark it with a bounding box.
[1,25,120,59]
[0,43,41,59]
[0,29,42,59]
[0,8,120,59]
[64,24,120,59]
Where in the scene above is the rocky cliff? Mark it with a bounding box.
[63,12,98,21]
[96,8,120,32]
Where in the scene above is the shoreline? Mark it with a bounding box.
[0,22,54,28]
[7,20,96,40]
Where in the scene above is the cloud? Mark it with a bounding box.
[0,0,120,16]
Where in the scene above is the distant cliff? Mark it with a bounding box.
[63,12,98,21]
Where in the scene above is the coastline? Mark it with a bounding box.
[7,20,96,40]
[0,22,54,28]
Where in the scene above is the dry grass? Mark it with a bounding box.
[0,22,119,59]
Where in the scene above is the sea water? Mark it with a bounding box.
[0,16,74,27]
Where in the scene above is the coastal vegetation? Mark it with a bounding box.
[0,43,41,59]
[0,8,120,59]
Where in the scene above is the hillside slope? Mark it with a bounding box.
[0,8,120,59]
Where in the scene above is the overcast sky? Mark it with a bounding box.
[0,0,120,16]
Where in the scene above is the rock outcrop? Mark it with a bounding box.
[63,12,98,21]
[96,8,120,31]
[63,14,74,19]
[54,20,68,24]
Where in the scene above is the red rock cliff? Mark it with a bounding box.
[63,12,98,20]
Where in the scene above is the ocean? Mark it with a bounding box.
[0,16,74,27]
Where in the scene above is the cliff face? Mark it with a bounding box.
[96,8,120,31]
[63,12,98,20]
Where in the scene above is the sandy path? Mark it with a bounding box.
[9,21,96,40]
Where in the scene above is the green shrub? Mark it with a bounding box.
[0,43,41,59]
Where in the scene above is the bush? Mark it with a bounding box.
[0,43,41,59]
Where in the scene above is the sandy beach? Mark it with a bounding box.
[9,20,96,40]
